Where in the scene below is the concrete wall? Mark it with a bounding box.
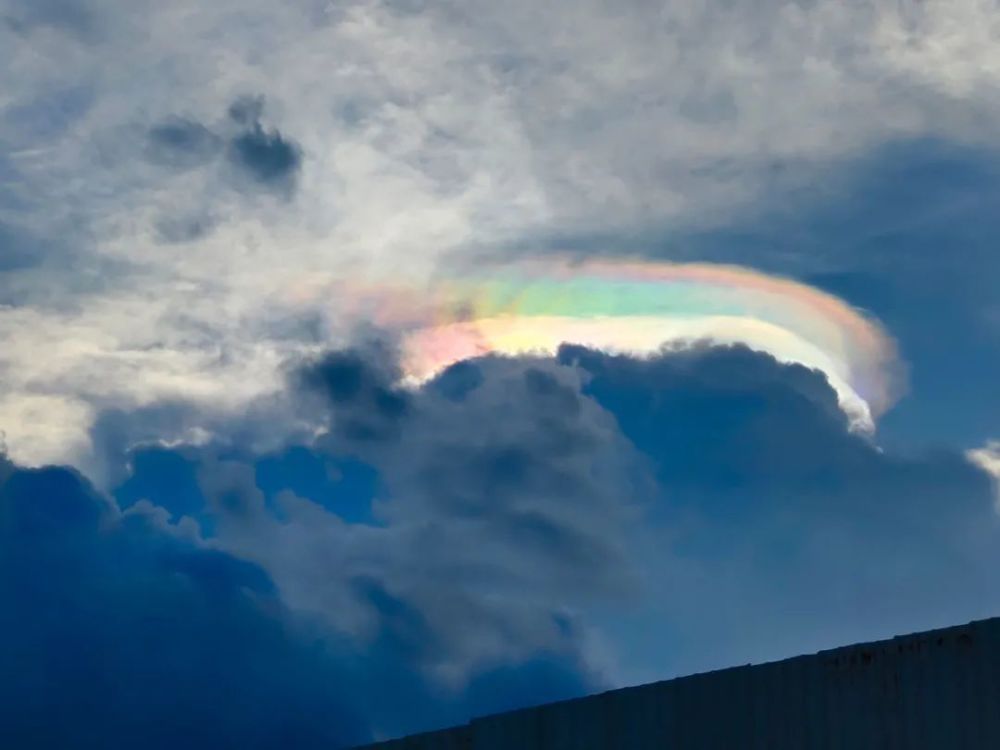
[357,616,1000,749]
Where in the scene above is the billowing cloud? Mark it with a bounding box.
[231,346,646,680]
[3,338,1000,740]
[0,457,372,748]
[0,447,597,745]
[105,343,1000,686]
[558,344,1000,682]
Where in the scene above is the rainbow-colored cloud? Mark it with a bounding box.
[397,259,903,431]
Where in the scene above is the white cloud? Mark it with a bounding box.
[1,0,999,465]
[874,0,1000,100]
[968,441,1000,510]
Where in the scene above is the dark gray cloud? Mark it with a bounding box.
[0,221,44,272]
[0,450,596,745]
[71,346,618,733]
[2,0,95,39]
[153,212,218,243]
[559,343,1000,679]
[228,95,266,127]
[78,343,641,695]
[0,459,371,748]
[225,96,302,192]
[299,347,410,444]
[212,347,648,680]
[0,210,120,311]
[564,342,994,534]
[145,117,223,170]
[65,340,1000,719]
[144,97,302,199]
[304,352,644,595]
[227,124,302,189]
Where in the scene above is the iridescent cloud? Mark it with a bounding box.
[394,259,903,431]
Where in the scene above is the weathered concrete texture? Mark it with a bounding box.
[357,616,1000,749]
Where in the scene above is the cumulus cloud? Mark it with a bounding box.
[558,343,1000,682]
[4,337,1000,739]
[211,346,647,681]
[91,342,1000,689]
[0,458,372,748]
[0,446,598,745]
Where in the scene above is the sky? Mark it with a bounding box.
[1,0,1000,746]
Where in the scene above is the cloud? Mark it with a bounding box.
[0,445,598,745]
[0,458,371,748]
[7,338,1000,738]
[228,94,267,127]
[207,346,646,681]
[145,117,223,170]
[0,221,46,272]
[968,441,1000,509]
[102,341,1000,688]
[144,97,301,201]
[2,0,95,39]
[299,345,410,443]
[228,124,300,186]
[604,137,1000,448]
[51,343,626,733]
[1,0,999,731]
[225,96,303,192]
[153,211,217,243]
[557,343,1000,682]
[2,0,999,465]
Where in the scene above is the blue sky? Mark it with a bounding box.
[2,0,1000,746]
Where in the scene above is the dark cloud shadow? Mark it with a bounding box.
[225,96,302,194]
[145,117,223,170]
[3,0,96,39]
[60,340,1000,737]
[557,343,1000,680]
[0,459,372,749]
